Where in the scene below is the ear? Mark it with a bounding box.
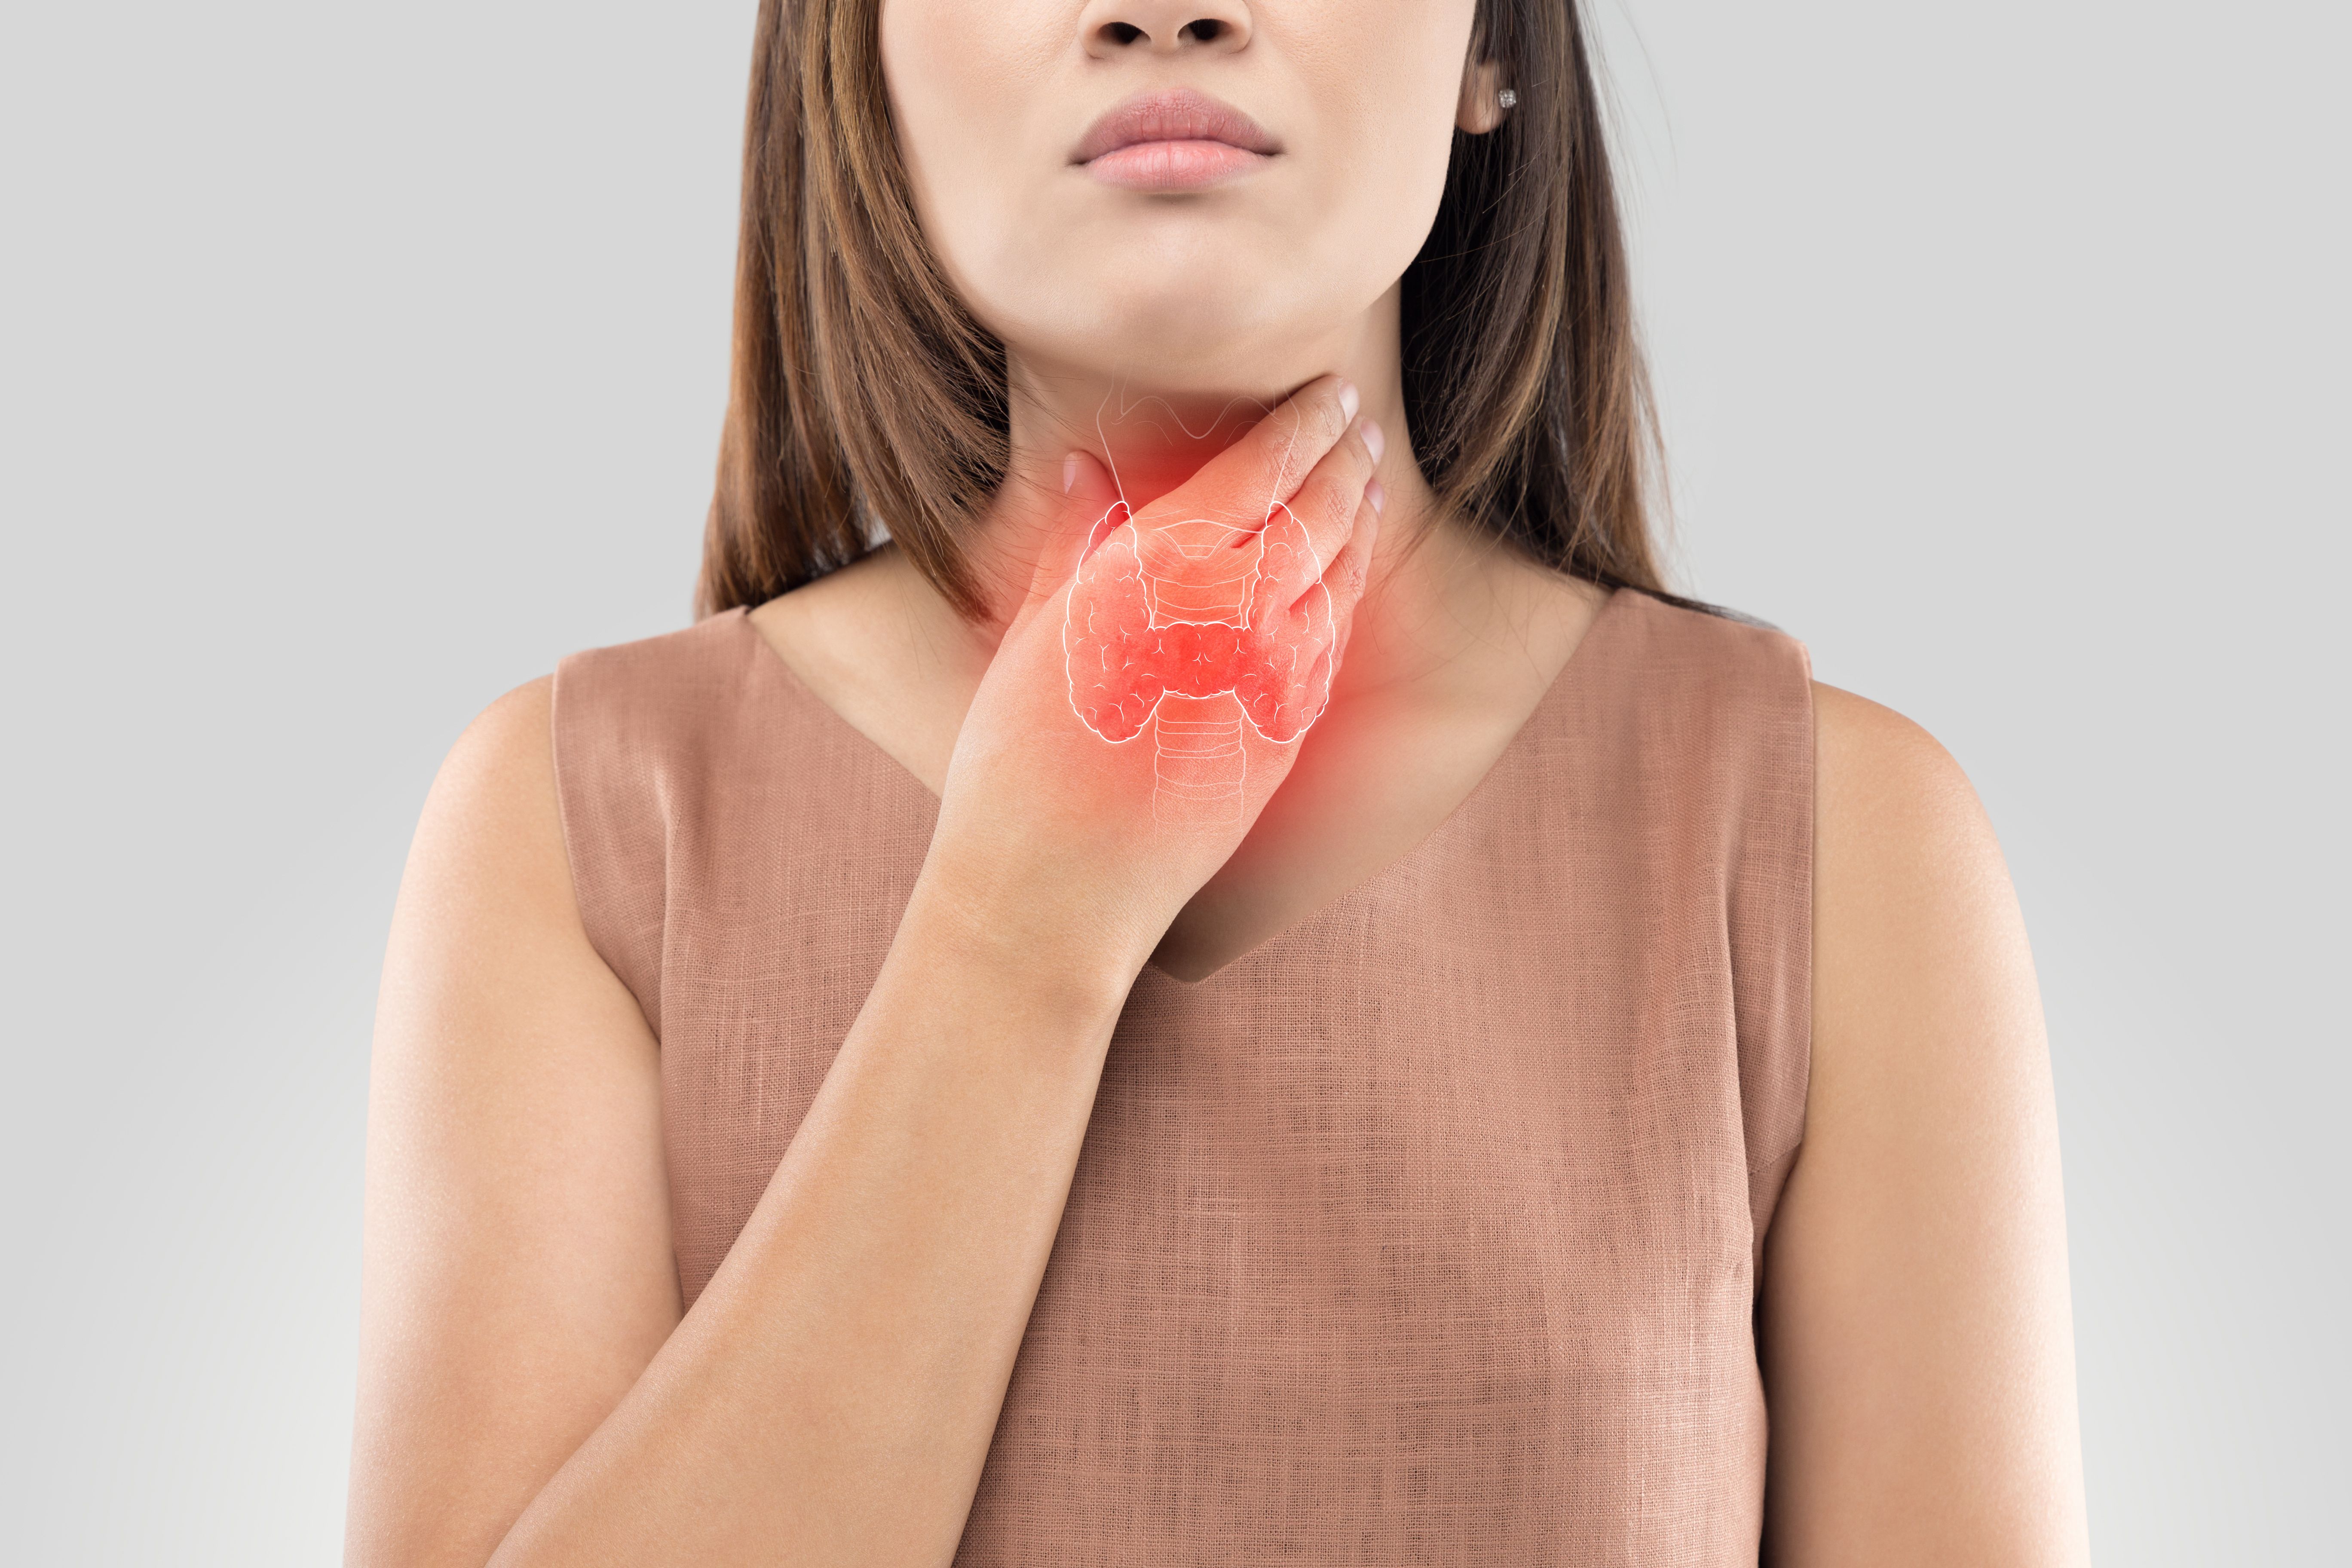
[1455,54,1510,135]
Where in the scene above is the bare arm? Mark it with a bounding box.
[1759,683,2093,1565]
[344,376,1382,1565]
[345,675,681,1565]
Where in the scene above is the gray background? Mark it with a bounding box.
[3,1,2342,1560]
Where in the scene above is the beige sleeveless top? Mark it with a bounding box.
[551,583,1815,1563]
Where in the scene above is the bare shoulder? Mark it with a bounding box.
[350,675,677,1565]
[1811,679,1990,854]
[386,671,608,994]
[410,675,572,916]
[1801,677,2026,1121]
[1758,680,2090,1564]
[1805,679,2043,1071]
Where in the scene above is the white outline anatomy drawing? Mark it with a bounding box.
[1060,386,1340,826]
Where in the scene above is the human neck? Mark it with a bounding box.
[947,294,1506,703]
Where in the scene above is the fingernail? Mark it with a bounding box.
[1338,379,1360,423]
[1360,416,1385,465]
[1365,478,1386,514]
[1062,452,1079,493]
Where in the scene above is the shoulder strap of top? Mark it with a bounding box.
[1600,588,1816,1271]
[548,608,761,1041]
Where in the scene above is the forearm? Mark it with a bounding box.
[487,862,1139,1567]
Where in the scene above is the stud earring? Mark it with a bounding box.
[1497,88,1517,109]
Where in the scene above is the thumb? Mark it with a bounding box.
[1026,448,1127,603]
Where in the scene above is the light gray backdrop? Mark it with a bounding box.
[3,2,2342,1561]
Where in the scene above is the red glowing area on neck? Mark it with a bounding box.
[1063,500,1335,747]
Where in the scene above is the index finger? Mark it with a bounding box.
[1181,374,1361,525]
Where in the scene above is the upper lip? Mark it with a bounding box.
[1070,87,1281,164]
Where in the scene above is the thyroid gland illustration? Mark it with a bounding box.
[1062,495,1337,824]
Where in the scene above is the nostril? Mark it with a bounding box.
[1099,19,1227,47]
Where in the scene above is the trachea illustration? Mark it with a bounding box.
[1062,498,1337,824]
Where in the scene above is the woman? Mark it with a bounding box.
[346,1,2092,1562]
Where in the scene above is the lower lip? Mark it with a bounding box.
[1083,139,1271,192]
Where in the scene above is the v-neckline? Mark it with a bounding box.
[732,585,1632,990]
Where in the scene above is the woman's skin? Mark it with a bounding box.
[345,3,2093,1564]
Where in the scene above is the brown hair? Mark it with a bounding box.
[695,0,1677,625]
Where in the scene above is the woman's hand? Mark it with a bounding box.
[921,373,1383,979]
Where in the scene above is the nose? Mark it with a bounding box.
[1079,0,1254,57]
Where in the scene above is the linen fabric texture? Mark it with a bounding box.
[549,584,1816,1564]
